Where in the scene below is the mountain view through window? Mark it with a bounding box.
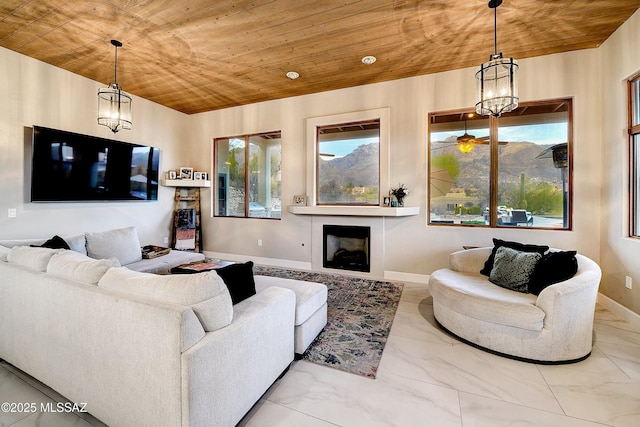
[316,120,380,205]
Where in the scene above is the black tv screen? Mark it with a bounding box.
[31,126,160,202]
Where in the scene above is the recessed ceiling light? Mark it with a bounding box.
[362,55,377,65]
[286,71,300,79]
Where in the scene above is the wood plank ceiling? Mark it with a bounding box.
[1,0,639,115]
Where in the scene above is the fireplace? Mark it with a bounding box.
[323,225,371,272]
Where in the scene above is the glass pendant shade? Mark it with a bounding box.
[97,83,132,132]
[476,53,518,118]
[97,40,131,133]
[457,140,475,153]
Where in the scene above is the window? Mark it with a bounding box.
[630,74,640,237]
[306,108,390,207]
[316,120,380,205]
[214,131,281,219]
[428,99,572,229]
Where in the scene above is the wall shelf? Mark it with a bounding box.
[287,205,419,217]
[162,179,211,188]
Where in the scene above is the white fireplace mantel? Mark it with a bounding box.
[287,205,419,217]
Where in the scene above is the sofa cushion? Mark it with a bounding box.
[429,269,543,331]
[480,238,549,276]
[489,246,542,293]
[215,261,257,304]
[86,227,142,265]
[98,267,233,332]
[47,251,120,285]
[254,275,328,326]
[7,246,63,272]
[126,250,205,275]
[0,233,87,255]
[528,250,578,295]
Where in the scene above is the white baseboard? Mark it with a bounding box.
[203,252,431,284]
[384,271,430,284]
[204,251,312,271]
[597,293,640,329]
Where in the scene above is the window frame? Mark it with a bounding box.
[428,98,573,230]
[213,130,282,220]
[306,108,390,207]
[629,73,640,237]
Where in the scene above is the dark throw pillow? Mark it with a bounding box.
[214,261,256,305]
[480,238,549,276]
[528,250,578,295]
[489,246,542,293]
[31,235,70,250]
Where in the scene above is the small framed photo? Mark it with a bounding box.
[194,172,203,180]
[383,196,391,207]
[201,172,208,181]
[180,167,193,180]
[293,194,307,205]
[168,170,177,180]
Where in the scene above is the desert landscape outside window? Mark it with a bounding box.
[429,99,572,229]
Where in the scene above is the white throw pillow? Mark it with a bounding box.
[0,245,9,262]
[63,233,88,255]
[98,267,233,332]
[7,246,64,272]
[85,227,142,265]
[47,251,120,285]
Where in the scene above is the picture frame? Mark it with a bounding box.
[168,170,177,180]
[201,172,208,181]
[194,172,202,180]
[179,167,193,180]
[383,196,390,207]
[293,194,307,205]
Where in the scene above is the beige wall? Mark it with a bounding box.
[1,8,639,315]
[188,41,608,281]
[600,9,640,314]
[0,46,189,245]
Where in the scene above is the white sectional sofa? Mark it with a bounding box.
[0,226,331,426]
[0,243,299,426]
[0,226,204,274]
[428,246,601,363]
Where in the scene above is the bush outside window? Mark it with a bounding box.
[214,131,281,219]
[428,99,572,229]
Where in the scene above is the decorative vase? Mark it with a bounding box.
[396,197,404,207]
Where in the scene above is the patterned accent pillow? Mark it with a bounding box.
[480,238,548,276]
[489,246,542,293]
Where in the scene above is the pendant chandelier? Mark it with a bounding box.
[97,40,132,133]
[475,0,518,118]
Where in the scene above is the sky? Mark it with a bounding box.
[320,123,567,159]
[432,123,568,145]
[319,138,378,158]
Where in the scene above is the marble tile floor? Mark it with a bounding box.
[2,282,639,427]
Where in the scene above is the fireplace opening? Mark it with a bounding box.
[323,225,370,272]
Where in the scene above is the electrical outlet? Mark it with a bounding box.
[626,276,633,290]
[7,208,16,218]
[257,239,263,247]
[164,236,169,244]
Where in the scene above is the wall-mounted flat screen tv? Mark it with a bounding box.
[31,126,160,202]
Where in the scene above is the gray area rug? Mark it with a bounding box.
[253,266,404,379]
